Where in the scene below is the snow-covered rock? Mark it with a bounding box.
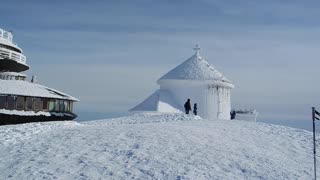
[0,113,318,179]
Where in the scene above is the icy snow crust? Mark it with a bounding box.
[0,79,78,101]
[158,54,232,83]
[0,109,51,116]
[0,113,317,179]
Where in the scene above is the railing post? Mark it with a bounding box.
[313,107,317,180]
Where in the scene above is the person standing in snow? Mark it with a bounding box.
[184,99,192,114]
[193,103,198,115]
[230,110,236,120]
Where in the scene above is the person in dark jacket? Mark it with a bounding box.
[184,99,192,114]
[193,103,198,115]
[230,110,236,120]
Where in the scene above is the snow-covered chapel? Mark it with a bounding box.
[130,45,234,120]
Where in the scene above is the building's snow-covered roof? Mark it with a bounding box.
[0,38,22,52]
[158,46,232,84]
[0,79,79,101]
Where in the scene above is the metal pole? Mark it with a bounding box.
[313,107,317,180]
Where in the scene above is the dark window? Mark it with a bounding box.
[0,96,6,109]
[64,101,69,112]
[66,101,70,112]
[59,100,64,112]
[7,96,15,110]
[55,100,60,112]
[34,98,41,112]
[16,96,24,110]
[70,102,73,112]
[49,100,55,112]
[26,97,33,110]
[42,99,48,111]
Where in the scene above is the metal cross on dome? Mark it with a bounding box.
[194,44,201,55]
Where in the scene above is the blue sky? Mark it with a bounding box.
[1,0,320,122]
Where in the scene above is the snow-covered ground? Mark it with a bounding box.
[0,113,318,179]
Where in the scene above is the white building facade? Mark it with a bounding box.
[131,45,234,120]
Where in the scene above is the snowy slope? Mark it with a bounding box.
[0,113,318,179]
[130,90,182,112]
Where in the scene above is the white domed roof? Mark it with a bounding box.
[157,45,232,84]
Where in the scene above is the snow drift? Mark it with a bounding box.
[0,113,318,179]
